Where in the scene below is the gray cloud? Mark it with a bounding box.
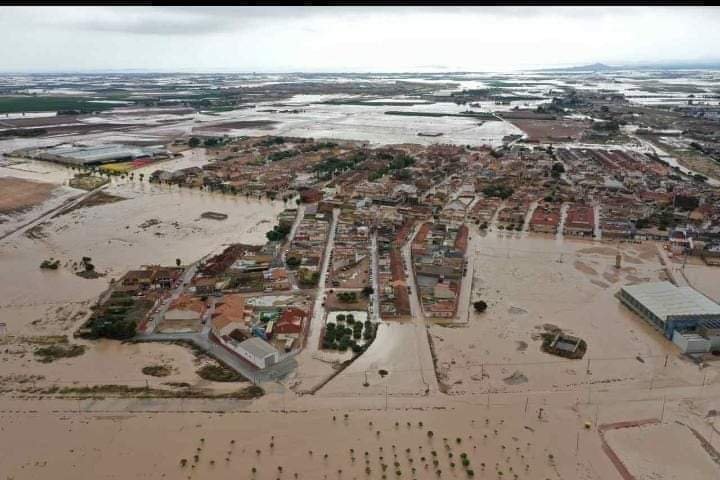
[1,6,719,72]
[29,6,719,37]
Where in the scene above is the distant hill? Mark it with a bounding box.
[537,63,615,72]
[537,61,720,72]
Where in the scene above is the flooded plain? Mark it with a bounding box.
[0,174,284,336]
[430,228,717,397]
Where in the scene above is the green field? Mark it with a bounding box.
[0,96,120,114]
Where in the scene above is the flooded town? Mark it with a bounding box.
[2,5,720,480]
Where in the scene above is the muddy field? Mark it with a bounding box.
[0,176,56,214]
[508,118,590,142]
[192,120,279,132]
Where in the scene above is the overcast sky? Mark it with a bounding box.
[1,6,719,72]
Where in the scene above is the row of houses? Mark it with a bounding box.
[411,222,468,319]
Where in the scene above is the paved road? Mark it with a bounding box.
[370,232,381,321]
[593,203,602,241]
[522,200,539,232]
[399,221,438,394]
[455,227,479,324]
[556,202,569,240]
[305,208,339,354]
[282,204,305,291]
[144,256,208,334]
[656,243,689,287]
[401,222,425,323]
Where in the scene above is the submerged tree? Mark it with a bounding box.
[473,301,488,313]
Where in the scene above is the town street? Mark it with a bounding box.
[305,208,339,354]
[282,203,305,291]
[369,232,381,321]
[143,255,208,334]
[401,222,425,323]
[454,227,479,324]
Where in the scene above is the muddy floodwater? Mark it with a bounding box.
[430,228,717,397]
[0,175,284,336]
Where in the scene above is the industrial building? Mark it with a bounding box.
[30,143,168,166]
[619,281,720,353]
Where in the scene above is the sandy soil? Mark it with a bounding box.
[0,176,56,214]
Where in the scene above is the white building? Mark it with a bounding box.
[233,337,280,369]
[672,331,711,354]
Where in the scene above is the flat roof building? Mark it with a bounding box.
[233,337,280,369]
[35,143,166,166]
[619,281,720,339]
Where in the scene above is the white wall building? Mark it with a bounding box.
[230,337,280,369]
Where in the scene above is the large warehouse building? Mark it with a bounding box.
[619,281,720,353]
[31,143,168,166]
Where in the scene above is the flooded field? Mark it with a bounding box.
[317,321,438,397]
[0,176,284,337]
[0,338,243,394]
[0,399,619,480]
[605,421,720,479]
[1,69,720,480]
[430,230,716,396]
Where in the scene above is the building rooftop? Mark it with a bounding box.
[43,143,164,165]
[239,337,279,358]
[621,281,720,322]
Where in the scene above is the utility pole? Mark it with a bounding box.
[594,404,599,428]
[576,431,580,457]
[660,395,666,422]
